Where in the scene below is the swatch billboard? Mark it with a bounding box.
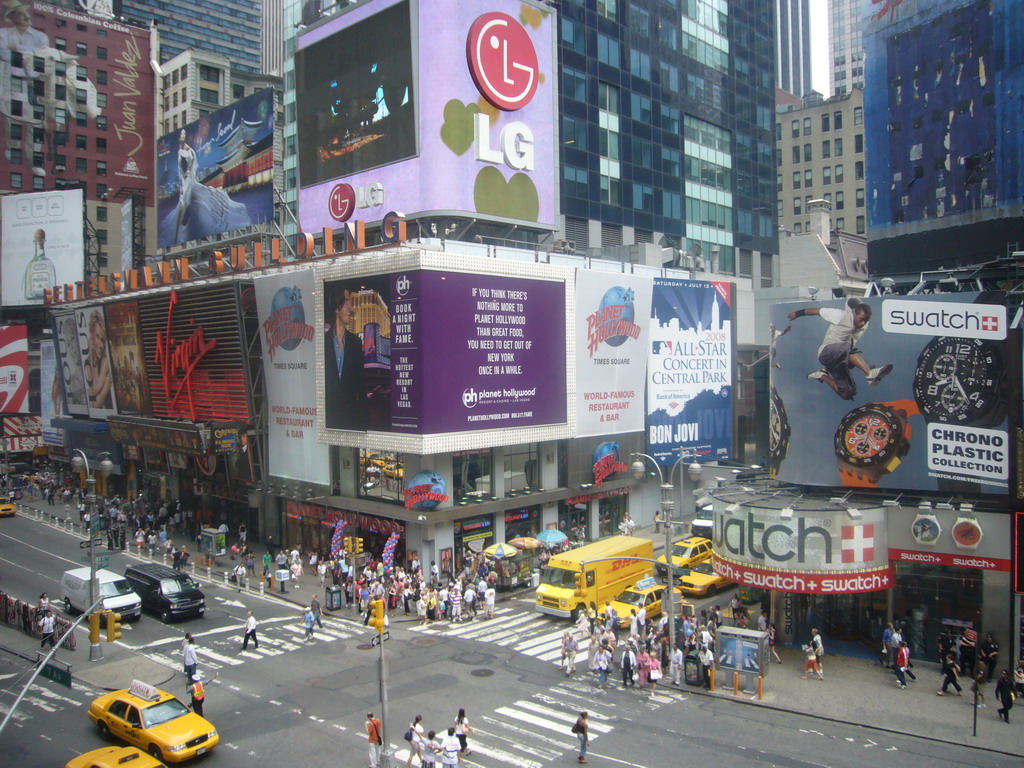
[156,88,275,247]
[318,255,568,447]
[295,0,556,231]
[646,280,733,466]
[254,269,329,486]
[769,293,1012,493]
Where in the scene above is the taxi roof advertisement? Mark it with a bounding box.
[295,0,557,230]
[769,292,1013,494]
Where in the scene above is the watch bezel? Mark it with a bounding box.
[834,402,906,468]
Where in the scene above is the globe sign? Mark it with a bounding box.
[591,441,621,467]
[407,470,447,510]
[598,286,635,347]
[270,286,306,353]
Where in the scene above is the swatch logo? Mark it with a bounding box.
[882,299,1006,340]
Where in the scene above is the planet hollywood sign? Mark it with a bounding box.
[711,504,893,595]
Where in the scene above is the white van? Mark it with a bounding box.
[61,567,142,620]
[691,504,713,536]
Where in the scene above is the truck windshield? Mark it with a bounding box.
[540,567,576,588]
[100,579,136,597]
[160,578,192,596]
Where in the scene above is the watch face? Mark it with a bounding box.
[834,403,906,468]
[913,337,1004,425]
[769,386,790,472]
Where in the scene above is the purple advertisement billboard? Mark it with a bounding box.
[156,88,275,248]
[769,293,1011,493]
[295,0,556,231]
[322,269,566,435]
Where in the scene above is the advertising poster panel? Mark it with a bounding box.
[104,300,151,415]
[646,279,733,465]
[156,88,275,247]
[1,190,84,306]
[40,339,63,445]
[769,293,1010,492]
[52,309,88,416]
[255,269,329,485]
[712,502,894,595]
[0,325,29,414]
[322,268,566,436]
[73,307,117,420]
[574,271,653,438]
[296,0,556,231]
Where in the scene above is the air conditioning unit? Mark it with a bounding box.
[54,164,66,172]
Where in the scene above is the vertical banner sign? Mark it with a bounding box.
[73,307,118,420]
[255,270,329,485]
[575,272,654,438]
[52,310,88,416]
[120,198,134,274]
[647,280,733,465]
[40,340,63,446]
[105,301,152,415]
[0,326,29,414]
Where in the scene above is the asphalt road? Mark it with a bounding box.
[1,514,1016,767]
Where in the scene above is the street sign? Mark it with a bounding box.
[79,538,103,549]
[370,631,390,646]
[39,663,72,689]
[82,555,110,568]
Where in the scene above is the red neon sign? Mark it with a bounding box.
[154,290,219,421]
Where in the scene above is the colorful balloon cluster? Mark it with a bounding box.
[330,520,346,559]
[382,532,400,574]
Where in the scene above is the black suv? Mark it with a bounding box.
[123,563,206,623]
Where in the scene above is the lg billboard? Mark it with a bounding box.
[295,0,556,231]
[769,293,1013,493]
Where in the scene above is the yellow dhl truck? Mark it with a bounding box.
[535,535,653,620]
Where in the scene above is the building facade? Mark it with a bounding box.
[828,0,864,96]
[774,88,865,237]
[774,0,811,98]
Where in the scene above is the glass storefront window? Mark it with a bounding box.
[893,563,983,663]
[505,443,540,494]
[558,500,589,543]
[504,506,540,540]
[453,449,492,501]
[358,449,405,504]
[599,495,625,537]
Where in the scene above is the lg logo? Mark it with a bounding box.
[328,182,385,222]
[462,388,478,408]
[466,12,538,111]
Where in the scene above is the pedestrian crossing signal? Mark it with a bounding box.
[369,599,386,634]
[573,572,585,597]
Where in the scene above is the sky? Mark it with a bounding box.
[809,0,831,97]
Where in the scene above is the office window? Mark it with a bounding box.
[599,174,620,205]
[823,166,831,185]
[791,119,799,138]
[562,18,585,53]
[856,215,865,234]
[200,88,218,104]
[54,84,66,100]
[803,117,811,136]
[823,192,832,204]
[75,134,86,149]
[834,111,843,130]
[96,183,107,198]
[96,160,107,176]
[632,183,653,212]
[95,229,107,245]
[834,137,843,156]
[10,172,22,189]
[794,222,802,233]
[562,116,587,151]
[854,106,863,125]
[562,67,586,102]
[33,175,43,190]
[96,115,106,131]
[855,161,864,180]
[663,190,682,219]
[821,113,830,132]
[97,46,107,60]
[793,198,802,215]
[96,70,107,86]
[597,0,616,18]
[233,84,245,100]
[76,65,87,82]
[597,34,620,67]
[661,105,680,133]
[835,191,844,210]
[836,217,845,230]
[775,122,781,141]
[856,188,865,207]
[562,166,587,198]
[791,146,800,164]
[776,173,783,192]
[96,92,106,108]
[55,37,66,51]
[855,134,863,153]
[631,93,652,123]
[96,137,106,151]
[822,140,831,159]
[96,206,107,222]
[633,138,652,168]
[199,65,221,83]
[804,169,812,187]
[630,50,651,80]
[75,41,87,55]
[792,171,800,190]
[835,164,844,183]
[8,147,20,163]
[803,144,811,162]
[76,157,87,173]
[662,147,680,176]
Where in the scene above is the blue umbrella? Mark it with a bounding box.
[537,528,568,547]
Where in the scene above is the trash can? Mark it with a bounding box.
[325,584,342,610]
[531,569,540,588]
[684,651,703,686]
[275,569,289,593]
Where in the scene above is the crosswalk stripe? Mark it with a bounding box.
[479,714,574,753]
[469,725,564,762]
[494,706,581,737]
[518,701,613,733]
[460,739,547,768]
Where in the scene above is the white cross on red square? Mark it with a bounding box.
[981,315,999,332]
[841,524,875,563]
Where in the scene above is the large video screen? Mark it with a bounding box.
[295,0,415,186]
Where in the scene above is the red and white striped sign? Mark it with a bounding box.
[0,326,29,414]
[3,416,41,436]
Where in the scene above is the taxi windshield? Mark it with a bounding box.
[670,544,695,559]
[692,562,714,575]
[540,567,576,588]
[142,697,191,728]
[612,590,647,607]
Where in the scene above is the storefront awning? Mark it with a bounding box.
[107,416,208,457]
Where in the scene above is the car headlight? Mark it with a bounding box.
[167,744,186,752]
[208,730,217,738]
[558,599,566,607]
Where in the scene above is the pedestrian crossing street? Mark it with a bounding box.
[132,615,366,673]
[389,676,679,768]
[409,606,592,664]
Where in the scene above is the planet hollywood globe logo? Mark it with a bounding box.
[403,470,449,510]
[263,285,315,360]
[585,286,642,357]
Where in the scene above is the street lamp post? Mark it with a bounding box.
[631,449,702,653]
[71,449,113,662]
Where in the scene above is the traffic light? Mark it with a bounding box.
[105,610,122,642]
[88,612,102,643]
[573,572,585,597]
[353,537,364,556]
[369,599,386,634]
[343,536,353,552]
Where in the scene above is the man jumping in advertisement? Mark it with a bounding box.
[787,298,892,400]
[324,287,368,430]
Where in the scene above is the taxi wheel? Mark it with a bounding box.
[148,744,164,761]
[97,721,111,740]
[704,584,717,597]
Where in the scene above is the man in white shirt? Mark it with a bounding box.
[484,585,496,619]
[241,611,258,650]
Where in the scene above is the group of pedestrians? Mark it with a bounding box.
[384,708,473,768]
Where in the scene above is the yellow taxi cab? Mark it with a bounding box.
[66,746,166,768]
[676,560,734,597]
[88,680,219,763]
[599,577,688,629]
[656,536,713,575]
[0,497,15,517]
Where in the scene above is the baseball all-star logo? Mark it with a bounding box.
[840,524,875,563]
